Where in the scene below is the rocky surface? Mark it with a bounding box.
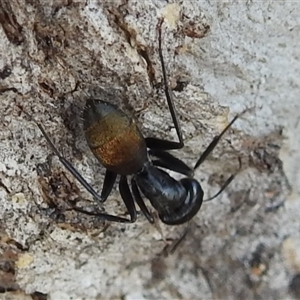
[0,1,299,299]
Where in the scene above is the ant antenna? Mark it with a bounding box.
[203,157,242,202]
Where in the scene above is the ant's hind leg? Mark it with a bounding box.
[148,19,184,151]
[148,148,193,177]
[100,170,117,202]
[27,116,103,203]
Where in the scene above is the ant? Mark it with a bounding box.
[28,19,242,225]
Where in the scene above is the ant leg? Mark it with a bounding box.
[70,175,137,223]
[101,170,117,202]
[70,206,132,223]
[131,178,154,223]
[146,19,184,151]
[34,121,103,202]
[149,149,193,177]
[119,176,137,222]
[146,137,183,151]
[194,115,239,170]
[203,157,242,202]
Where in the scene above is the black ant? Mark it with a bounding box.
[28,19,242,225]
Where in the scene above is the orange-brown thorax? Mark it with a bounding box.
[84,104,147,175]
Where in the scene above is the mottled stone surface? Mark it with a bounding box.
[0,1,299,299]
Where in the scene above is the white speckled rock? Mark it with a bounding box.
[0,1,299,299]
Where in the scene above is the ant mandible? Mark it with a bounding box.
[31,19,241,225]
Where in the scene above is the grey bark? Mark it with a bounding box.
[0,1,299,299]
